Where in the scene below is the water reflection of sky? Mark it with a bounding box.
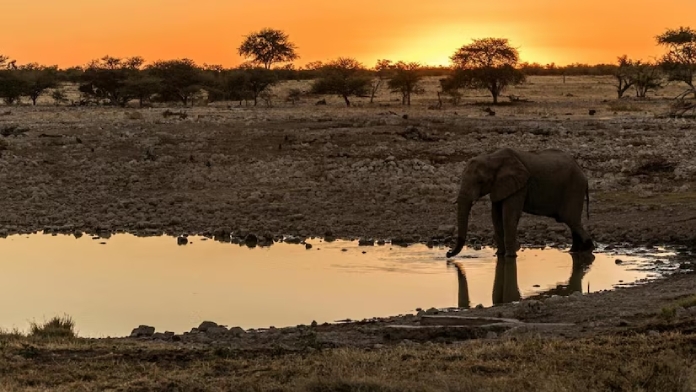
[0,234,669,337]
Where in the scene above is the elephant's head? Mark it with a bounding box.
[446,149,530,258]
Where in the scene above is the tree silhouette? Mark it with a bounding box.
[311,58,371,107]
[147,59,203,106]
[447,38,525,104]
[657,26,696,94]
[387,61,424,106]
[17,64,59,105]
[238,28,299,70]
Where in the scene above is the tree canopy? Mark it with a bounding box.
[238,28,299,70]
[447,38,525,104]
[657,26,696,91]
[311,58,371,106]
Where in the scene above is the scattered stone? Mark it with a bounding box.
[486,331,498,339]
[615,259,623,264]
[130,325,155,338]
[358,238,375,246]
[305,243,313,250]
[205,326,229,335]
[284,236,303,244]
[177,236,188,245]
[197,321,219,332]
[425,307,439,315]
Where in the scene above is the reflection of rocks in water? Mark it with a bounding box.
[493,255,521,305]
[243,233,258,248]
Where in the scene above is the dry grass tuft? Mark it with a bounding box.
[2,333,693,391]
[28,314,76,339]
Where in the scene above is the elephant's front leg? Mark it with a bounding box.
[501,192,525,258]
[491,202,505,256]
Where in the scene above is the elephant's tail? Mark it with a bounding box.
[585,185,590,220]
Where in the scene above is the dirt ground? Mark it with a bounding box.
[1,75,696,390]
[1,76,696,249]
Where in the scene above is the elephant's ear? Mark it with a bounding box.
[490,155,530,202]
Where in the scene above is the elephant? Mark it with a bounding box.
[446,147,594,259]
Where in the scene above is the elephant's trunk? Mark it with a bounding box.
[446,196,472,258]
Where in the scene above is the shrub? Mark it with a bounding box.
[29,315,76,339]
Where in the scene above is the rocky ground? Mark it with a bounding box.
[1,78,696,250]
[1,76,696,390]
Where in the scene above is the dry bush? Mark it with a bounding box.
[29,315,76,339]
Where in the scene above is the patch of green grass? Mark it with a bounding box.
[29,314,76,339]
[675,294,696,309]
[660,294,696,320]
[607,100,643,112]
[596,191,696,206]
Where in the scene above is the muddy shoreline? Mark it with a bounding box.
[1,106,696,251]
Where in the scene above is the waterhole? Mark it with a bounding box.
[0,234,675,337]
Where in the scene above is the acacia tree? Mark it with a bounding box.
[0,70,27,104]
[0,55,8,68]
[369,59,392,103]
[239,65,279,106]
[387,61,424,106]
[123,71,161,107]
[17,64,59,105]
[147,58,202,106]
[311,58,372,107]
[447,38,525,104]
[630,61,663,98]
[614,55,636,98]
[238,28,299,69]
[657,26,696,94]
[82,56,144,106]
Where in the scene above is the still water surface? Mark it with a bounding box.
[0,234,669,337]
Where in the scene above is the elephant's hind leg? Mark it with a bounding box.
[567,222,594,252]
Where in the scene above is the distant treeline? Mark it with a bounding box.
[2,25,694,107]
[46,62,617,81]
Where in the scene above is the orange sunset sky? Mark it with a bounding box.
[1,0,694,68]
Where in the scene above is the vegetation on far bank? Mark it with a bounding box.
[1,26,695,109]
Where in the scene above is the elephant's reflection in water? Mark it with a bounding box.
[452,251,596,308]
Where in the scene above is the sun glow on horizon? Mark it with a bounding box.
[0,0,694,68]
